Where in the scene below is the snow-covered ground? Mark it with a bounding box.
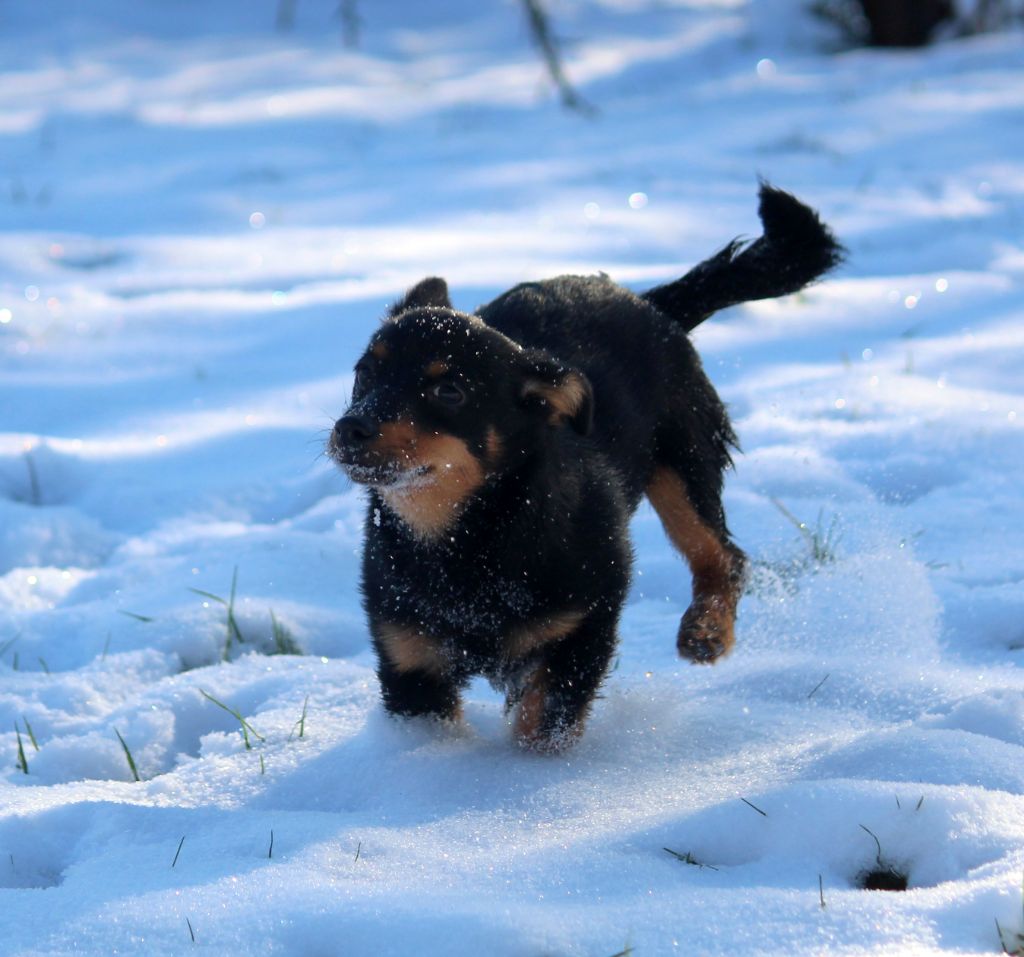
[2,1,1023,953]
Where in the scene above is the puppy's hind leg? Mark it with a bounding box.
[646,466,746,664]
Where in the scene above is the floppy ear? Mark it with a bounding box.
[389,277,452,316]
[519,350,594,436]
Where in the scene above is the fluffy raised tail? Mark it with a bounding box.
[641,183,844,333]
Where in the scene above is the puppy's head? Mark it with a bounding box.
[328,277,593,539]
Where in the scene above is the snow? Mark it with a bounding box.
[2,0,1023,954]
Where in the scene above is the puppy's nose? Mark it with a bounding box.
[334,414,380,447]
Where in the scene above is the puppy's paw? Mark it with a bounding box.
[513,722,582,755]
[677,596,735,664]
[510,675,583,753]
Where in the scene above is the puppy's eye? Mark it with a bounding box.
[430,382,465,407]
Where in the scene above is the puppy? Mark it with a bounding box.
[329,184,842,751]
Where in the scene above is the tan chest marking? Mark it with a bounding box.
[379,432,486,540]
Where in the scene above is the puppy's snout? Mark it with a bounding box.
[334,414,380,448]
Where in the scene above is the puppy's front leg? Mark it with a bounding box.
[510,617,617,752]
[372,621,462,721]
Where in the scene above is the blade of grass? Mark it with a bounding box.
[807,673,830,699]
[270,610,301,655]
[859,823,884,864]
[999,871,1024,956]
[114,728,141,782]
[190,567,245,660]
[663,847,719,870]
[190,569,243,659]
[199,689,265,749]
[290,695,310,740]
[118,610,155,623]
[741,797,767,817]
[226,566,244,651]
[187,588,227,605]
[772,496,815,548]
[15,725,29,774]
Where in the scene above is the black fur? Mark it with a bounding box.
[643,183,844,332]
[328,184,842,750]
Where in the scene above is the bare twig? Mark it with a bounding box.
[276,0,297,31]
[339,0,361,47]
[520,0,593,114]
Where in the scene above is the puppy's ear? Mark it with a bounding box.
[519,350,594,436]
[389,277,452,316]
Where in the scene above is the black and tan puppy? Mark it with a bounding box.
[329,185,842,751]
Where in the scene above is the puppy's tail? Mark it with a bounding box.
[641,183,844,333]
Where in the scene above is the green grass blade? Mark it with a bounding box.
[270,610,301,656]
[15,725,29,774]
[22,717,39,750]
[226,567,244,646]
[187,588,227,606]
[114,727,141,782]
[198,689,265,749]
[118,610,155,623]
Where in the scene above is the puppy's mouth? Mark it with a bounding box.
[344,462,435,490]
[327,434,436,490]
